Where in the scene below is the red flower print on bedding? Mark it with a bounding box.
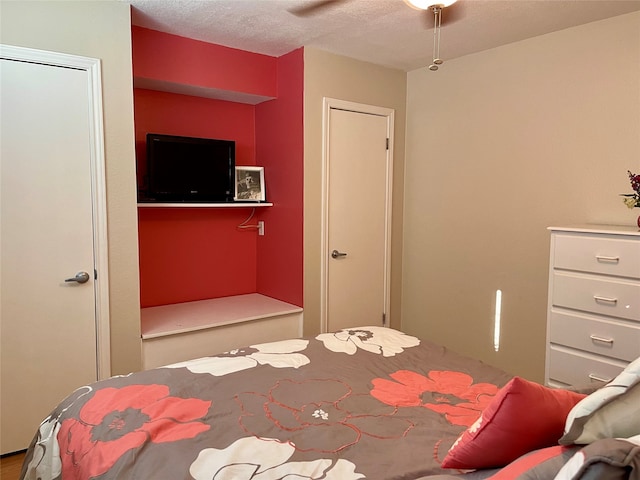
[57,384,211,479]
[236,378,414,454]
[371,370,499,427]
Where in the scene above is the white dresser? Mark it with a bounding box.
[546,225,640,388]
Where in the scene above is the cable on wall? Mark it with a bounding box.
[237,208,260,230]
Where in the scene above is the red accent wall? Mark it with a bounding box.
[256,49,304,306]
[135,89,259,307]
[132,26,277,98]
[133,27,303,308]
[138,208,258,306]
[134,88,257,192]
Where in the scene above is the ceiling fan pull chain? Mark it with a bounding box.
[429,5,443,70]
[435,6,443,64]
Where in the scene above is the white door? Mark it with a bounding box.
[322,99,394,332]
[0,46,109,454]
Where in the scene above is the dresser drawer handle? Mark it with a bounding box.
[588,373,612,383]
[594,295,618,305]
[595,255,620,264]
[589,334,614,344]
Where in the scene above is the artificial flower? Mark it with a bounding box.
[620,170,640,209]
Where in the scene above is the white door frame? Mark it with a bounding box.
[1,44,111,379]
[320,97,395,333]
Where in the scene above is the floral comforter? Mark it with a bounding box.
[21,327,513,480]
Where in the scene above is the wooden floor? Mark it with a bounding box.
[1,451,25,480]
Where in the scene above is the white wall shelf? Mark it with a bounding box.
[138,202,273,208]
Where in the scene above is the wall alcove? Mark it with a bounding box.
[132,26,304,367]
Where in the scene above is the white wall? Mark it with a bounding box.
[402,12,640,382]
[304,48,407,335]
[1,1,142,374]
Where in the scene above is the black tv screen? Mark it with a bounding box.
[142,133,235,203]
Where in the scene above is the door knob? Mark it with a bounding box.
[65,271,90,284]
[331,250,347,259]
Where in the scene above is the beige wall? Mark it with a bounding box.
[303,48,407,336]
[1,1,142,374]
[402,12,640,382]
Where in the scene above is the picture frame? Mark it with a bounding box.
[234,166,266,202]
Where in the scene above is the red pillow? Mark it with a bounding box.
[441,376,585,470]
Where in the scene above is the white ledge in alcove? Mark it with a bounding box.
[141,293,303,339]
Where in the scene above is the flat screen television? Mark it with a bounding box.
[141,133,235,203]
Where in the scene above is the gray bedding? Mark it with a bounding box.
[21,327,514,480]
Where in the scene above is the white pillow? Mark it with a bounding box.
[559,357,640,445]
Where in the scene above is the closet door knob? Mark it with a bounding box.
[65,271,90,284]
[331,250,347,259]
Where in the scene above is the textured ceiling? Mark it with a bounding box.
[125,0,640,71]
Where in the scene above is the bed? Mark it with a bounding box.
[20,326,640,480]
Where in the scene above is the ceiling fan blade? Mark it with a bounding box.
[289,0,348,17]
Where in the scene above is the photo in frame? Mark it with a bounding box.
[235,166,266,201]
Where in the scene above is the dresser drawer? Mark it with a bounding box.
[548,310,640,362]
[553,234,640,279]
[552,272,640,321]
[548,347,626,386]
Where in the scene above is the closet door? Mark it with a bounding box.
[323,100,394,332]
[1,51,100,454]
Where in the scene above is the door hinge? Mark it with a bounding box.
[382,312,386,326]
[386,138,389,150]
